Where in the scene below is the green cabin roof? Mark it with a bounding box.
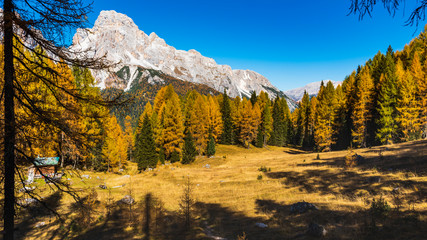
[34,157,59,166]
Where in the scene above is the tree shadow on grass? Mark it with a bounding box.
[72,207,136,240]
[284,149,307,155]
[75,195,193,240]
[11,191,427,240]
[266,169,372,196]
[195,201,286,240]
[14,191,64,240]
[265,168,427,204]
[12,191,136,240]
[254,199,427,240]
[297,140,427,175]
[255,199,361,239]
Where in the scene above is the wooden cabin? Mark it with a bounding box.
[29,157,60,179]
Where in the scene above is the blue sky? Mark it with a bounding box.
[84,0,425,91]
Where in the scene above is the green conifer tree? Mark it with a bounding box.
[332,84,348,150]
[206,134,216,157]
[134,114,158,171]
[250,90,258,106]
[158,148,165,164]
[300,91,311,148]
[269,96,286,146]
[170,151,180,163]
[376,46,399,144]
[258,92,273,146]
[281,97,291,144]
[182,129,197,164]
[294,103,304,146]
[220,90,233,144]
[255,125,264,148]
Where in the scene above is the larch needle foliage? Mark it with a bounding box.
[102,116,127,172]
[1,0,118,238]
[289,27,427,151]
[112,25,427,172]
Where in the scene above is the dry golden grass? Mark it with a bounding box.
[10,140,427,239]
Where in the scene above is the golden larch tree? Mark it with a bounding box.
[207,95,223,142]
[158,87,184,158]
[351,66,374,147]
[187,94,209,154]
[314,81,336,151]
[102,115,127,172]
[237,98,261,147]
[396,58,422,141]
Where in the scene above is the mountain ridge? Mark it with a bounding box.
[284,80,342,101]
[71,10,297,110]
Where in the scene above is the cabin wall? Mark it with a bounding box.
[32,166,57,178]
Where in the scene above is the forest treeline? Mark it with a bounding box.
[130,27,427,169]
[292,30,427,151]
[3,27,427,173]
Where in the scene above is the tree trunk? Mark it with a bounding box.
[73,155,77,169]
[3,0,16,239]
[60,132,64,168]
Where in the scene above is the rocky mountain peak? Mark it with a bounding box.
[94,10,138,30]
[188,49,201,56]
[148,32,158,39]
[71,10,297,110]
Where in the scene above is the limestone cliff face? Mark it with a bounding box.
[72,10,297,109]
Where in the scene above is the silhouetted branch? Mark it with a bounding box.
[349,0,427,27]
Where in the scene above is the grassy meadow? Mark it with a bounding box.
[9,140,427,239]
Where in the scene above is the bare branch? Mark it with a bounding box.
[349,0,427,27]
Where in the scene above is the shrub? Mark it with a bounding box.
[258,166,267,172]
[345,150,357,168]
[206,136,216,157]
[257,174,263,180]
[370,196,391,222]
[258,166,271,172]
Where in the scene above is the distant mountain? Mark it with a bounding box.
[284,80,342,101]
[71,10,297,110]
